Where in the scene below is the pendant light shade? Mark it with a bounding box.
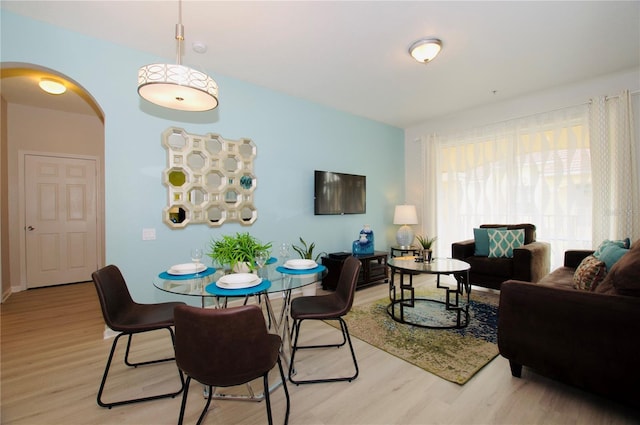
[39,78,66,95]
[137,1,218,111]
[138,63,218,111]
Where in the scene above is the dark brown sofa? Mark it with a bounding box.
[451,224,550,290]
[497,244,640,406]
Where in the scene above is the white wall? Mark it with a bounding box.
[404,68,640,253]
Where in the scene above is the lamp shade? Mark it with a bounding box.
[393,205,418,248]
[393,205,418,225]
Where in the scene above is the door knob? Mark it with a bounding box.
[27,226,35,231]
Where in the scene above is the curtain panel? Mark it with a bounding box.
[429,105,590,270]
[589,90,640,245]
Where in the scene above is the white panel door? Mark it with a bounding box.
[25,155,98,288]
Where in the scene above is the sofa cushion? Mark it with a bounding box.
[597,240,640,297]
[573,255,607,291]
[538,266,576,290]
[594,242,629,271]
[465,255,513,278]
[473,227,506,256]
[488,228,524,258]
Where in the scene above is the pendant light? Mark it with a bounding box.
[137,0,218,111]
[39,78,66,95]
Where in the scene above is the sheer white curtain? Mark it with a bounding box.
[429,105,590,270]
[589,90,640,244]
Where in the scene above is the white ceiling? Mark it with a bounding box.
[2,1,639,128]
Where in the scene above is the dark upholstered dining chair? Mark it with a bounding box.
[288,255,361,385]
[91,264,185,408]
[174,304,290,425]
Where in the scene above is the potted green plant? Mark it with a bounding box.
[207,232,272,272]
[292,237,326,262]
[291,237,326,295]
[416,234,437,262]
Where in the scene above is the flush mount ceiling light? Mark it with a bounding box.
[137,0,218,111]
[39,78,66,95]
[408,38,442,63]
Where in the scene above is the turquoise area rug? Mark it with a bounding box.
[337,289,499,384]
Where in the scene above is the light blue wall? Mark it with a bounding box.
[1,11,404,302]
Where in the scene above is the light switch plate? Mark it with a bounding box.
[142,228,156,240]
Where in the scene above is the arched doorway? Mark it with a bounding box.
[0,63,105,297]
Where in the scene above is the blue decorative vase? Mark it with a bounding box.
[357,225,374,254]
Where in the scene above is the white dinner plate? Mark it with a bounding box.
[216,273,262,289]
[167,263,207,275]
[284,259,317,270]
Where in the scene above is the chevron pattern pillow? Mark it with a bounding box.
[488,228,524,258]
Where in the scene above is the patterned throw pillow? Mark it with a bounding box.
[573,255,607,291]
[473,227,507,256]
[488,228,524,258]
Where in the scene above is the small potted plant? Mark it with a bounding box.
[416,234,437,262]
[292,237,327,262]
[207,232,272,273]
[291,237,326,295]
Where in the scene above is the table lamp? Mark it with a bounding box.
[393,205,418,248]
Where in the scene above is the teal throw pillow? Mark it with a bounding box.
[593,238,631,257]
[474,227,507,256]
[595,243,629,271]
[488,228,525,258]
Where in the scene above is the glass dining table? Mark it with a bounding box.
[153,259,327,400]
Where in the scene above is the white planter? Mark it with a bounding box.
[232,262,253,274]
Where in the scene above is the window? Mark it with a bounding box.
[434,105,590,269]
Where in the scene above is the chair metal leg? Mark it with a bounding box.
[97,327,185,408]
[178,376,192,425]
[124,327,178,367]
[196,385,214,425]
[288,317,359,385]
[263,372,274,425]
[277,356,290,425]
[264,356,290,425]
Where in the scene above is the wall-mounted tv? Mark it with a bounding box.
[314,170,366,215]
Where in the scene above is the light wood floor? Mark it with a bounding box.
[1,277,638,425]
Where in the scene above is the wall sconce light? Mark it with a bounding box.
[409,38,442,63]
[393,204,418,248]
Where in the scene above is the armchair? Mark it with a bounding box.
[451,223,550,290]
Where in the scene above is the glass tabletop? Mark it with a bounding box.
[153,262,327,298]
[388,257,470,274]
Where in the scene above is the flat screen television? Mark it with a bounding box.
[314,170,366,215]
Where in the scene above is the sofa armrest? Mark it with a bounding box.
[512,241,550,282]
[498,280,640,404]
[564,250,594,268]
[451,239,475,260]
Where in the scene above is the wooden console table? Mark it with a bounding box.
[321,251,388,290]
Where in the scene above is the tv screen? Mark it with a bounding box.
[314,170,366,215]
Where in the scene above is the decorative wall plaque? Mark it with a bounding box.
[162,127,257,228]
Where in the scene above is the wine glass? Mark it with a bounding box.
[255,250,269,278]
[191,248,203,275]
[279,243,290,262]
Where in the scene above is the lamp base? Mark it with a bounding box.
[396,225,415,248]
